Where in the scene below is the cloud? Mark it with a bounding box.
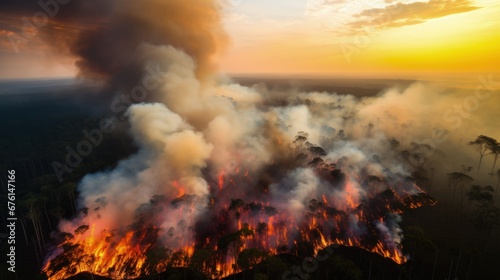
[349,0,479,30]
[307,0,480,34]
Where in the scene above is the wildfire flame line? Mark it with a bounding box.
[43,165,434,279]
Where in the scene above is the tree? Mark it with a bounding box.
[74,225,90,235]
[466,185,500,251]
[237,248,268,271]
[217,224,255,270]
[229,198,246,220]
[261,256,288,280]
[167,274,182,280]
[59,183,77,215]
[466,185,494,203]
[21,193,46,257]
[189,248,216,277]
[169,250,189,268]
[448,172,474,208]
[253,273,268,280]
[38,194,52,231]
[324,255,362,280]
[489,143,500,174]
[308,146,327,157]
[497,169,500,190]
[142,246,170,275]
[293,131,309,148]
[469,135,498,175]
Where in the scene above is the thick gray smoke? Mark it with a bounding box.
[70,0,227,85]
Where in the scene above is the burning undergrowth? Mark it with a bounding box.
[40,0,438,279]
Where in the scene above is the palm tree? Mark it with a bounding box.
[469,135,498,175]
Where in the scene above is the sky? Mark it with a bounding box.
[0,0,499,80]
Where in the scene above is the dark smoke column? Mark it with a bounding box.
[70,0,227,92]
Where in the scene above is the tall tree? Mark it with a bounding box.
[496,169,500,191]
[237,248,268,271]
[60,183,77,215]
[489,143,500,174]
[469,135,498,175]
[466,185,500,251]
[448,172,474,208]
[21,193,46,257]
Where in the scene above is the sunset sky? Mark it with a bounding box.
[0,0,499,80]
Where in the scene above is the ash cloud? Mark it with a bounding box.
[1,0,227,95]
[71,0,227,88]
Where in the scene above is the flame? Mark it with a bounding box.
[218,172,225,191]
[43,163,434,279]
[172,181,185,197]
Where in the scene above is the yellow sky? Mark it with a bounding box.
[220,0,500,80]
[0,0,499,80]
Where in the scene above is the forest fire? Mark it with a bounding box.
[37,0,440,279]
[43,150,435,279]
